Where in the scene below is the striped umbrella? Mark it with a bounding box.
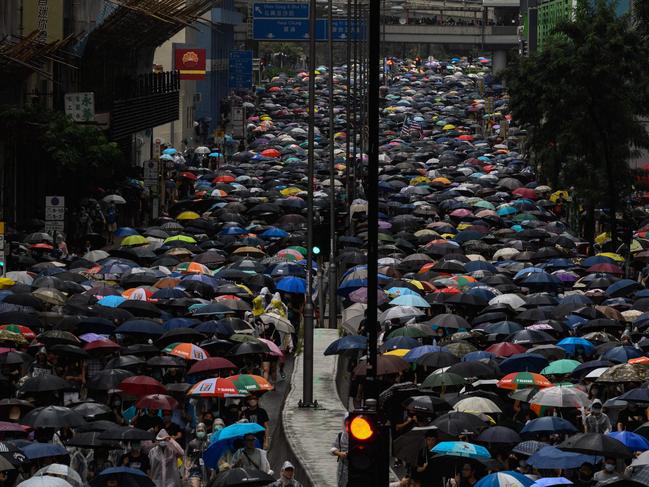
[164,342,209,361]
[228,374,274,392]
[187,378,247,398]
[497,372,553,390]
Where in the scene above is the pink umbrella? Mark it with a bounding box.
[450,208,473,218]
[258,338,283,357]
[349,287,388,305]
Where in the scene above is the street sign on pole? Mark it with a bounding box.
[144,160,159,188]
[252,2,309,19]
[252,18,361,41]
[45,196,65,221]
[231,107,245,138]
[229,50,253,90]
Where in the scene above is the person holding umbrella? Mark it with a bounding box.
[230,433,271,474]
[148,429,184,487]
[413,429,440,487]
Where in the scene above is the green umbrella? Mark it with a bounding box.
[422,372,467,389]
[541,359,581,375]
[445,341,478,358]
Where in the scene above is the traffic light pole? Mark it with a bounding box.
[365,0,380,401]
[328,0,337,331]
[301,0,317,408]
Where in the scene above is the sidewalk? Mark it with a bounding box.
[282,328,346,487]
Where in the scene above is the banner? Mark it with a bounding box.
[22,0,63,43]
[174,48,207,80]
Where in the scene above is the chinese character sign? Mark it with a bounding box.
[64,92,95,122]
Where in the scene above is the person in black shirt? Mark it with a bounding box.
[617,403,645,432]
[242,395,270,449]
[134,409,163,433]
[120,441,150,474]
[413,429,441,487]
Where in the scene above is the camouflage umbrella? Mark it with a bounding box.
[596,363,649,383]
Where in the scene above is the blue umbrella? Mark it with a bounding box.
[530,478,572,487]
[277,277,307,294]
[22,442,68,460]
[608,431,649,451]
[219,227,247,236]
[602,345,643,363]
[194,320,234,336]
[324,335,368,355]
[204,423,265,468]
[582,256,615,266]
[462,351,496,362]
[260,227,289,239]
[114,227,139,237]
[431,441,490,458]
[162,148,177,155]
[606,279,642,297]
[115,319,163,336]
[97,295,126,308]
[528,446,600,469]
[618,387,649,403]
[556,337,595,356]
[520,417,578,436]
[499,353,549,374]
[163,317,199,330]
[152,288,187,300]
[405,345,450,362]
[475,471,534,487]
[389,294,430,308]
[94,466,154,487]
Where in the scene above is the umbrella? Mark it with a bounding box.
[541,359,581,375]
[210,467,275,486]
[422,372,467,389]
[497,372,552,390]
[432,441,491,458]
[353,355,409,376]
[530,386,591,408]
[187,357,237,375]
[135,394,178,410]
[528,445,600,469]
[34,464,81,487]
[607,431,649,451]
[17,478,72,487]
[597,363,649,383]
[474,471,534,487]
[91,466,155,487]
[324,335,367,355]
[558,432,633,458]
[530,479,573,487]
[21,406,86,428]
[118,376,166,397]
[477,426,521,444]
[187,378,246,398]
[21,442,69,460]
[432,412,487,436]
[520,417,578,436]
[453,397,502,414]
[392,426,439,464]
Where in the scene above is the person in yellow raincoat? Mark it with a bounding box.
[266,292,288,318]
[252,287,271,317]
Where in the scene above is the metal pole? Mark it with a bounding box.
[301,0,317,407]
[345,0,352,234]
[366,0,380,400]
[351,0,359,203]
[328,0,337,331]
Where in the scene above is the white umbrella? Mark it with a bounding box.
[259,312,294,333]
[5,271,33,285]
[342,303,366,334]
[195,146,210,154]
[34,464,82,487]
[632,450,649,467]
[530,386,591,408]
[493,247,520,260]
[488,293,526,310]
[102,194,126,205]
[18,476,72,487]
[453,397,502,414]
[83,250,110,262]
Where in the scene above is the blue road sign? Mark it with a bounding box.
[252,3,309,19]
[252,18,327,41]
[330,19,365,40]
[229,50,253,89]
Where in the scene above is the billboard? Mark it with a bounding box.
[174,47,207,80]
[22,0,64,43]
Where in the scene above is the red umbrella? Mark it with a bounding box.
[213,175,235,183]
[261,148,281,158]
[486,342,526,358]
[512,187,537,200]
[457,134,474,141]
[586,263,624,275]
[118,376,167,397]
[187,357,237,375]
[83,339,121,352]
[179,171,197,181]
[136,394,178,410]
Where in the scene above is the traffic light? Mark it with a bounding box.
[346,411,390,486]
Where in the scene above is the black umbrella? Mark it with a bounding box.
[76,420,120,433]
[19,374,73,394]
[71,401,113,419]
[67,431,115,449]
[403,395,450,414]
[415,352,459,368]
[476,426,521,444]
[392,426,439,464]
[229,342,268,356]
[105,356,145,370]
[98,427,155,442]
[87,369,134,390]
[557,432,632,458]
[431,412,487,436]
[91,466,155,487]
[21,405,86,428]
[209,467,275,487]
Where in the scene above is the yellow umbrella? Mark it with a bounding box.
[177,211,200,220]
[595,232,610,245]
[384,349,409,357]
[597,252,625,262]
[0,278,15,289]
[631,239,645,253]
[441,233,456,239]
[442,124,456,130]
[431,177,451,185]
[549,190,571,203]
[410,176,429,186]
[280,187,302,197]
[456,223,473,231]
[260,115,272,121]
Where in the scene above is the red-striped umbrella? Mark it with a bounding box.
[164,342,209,361]
[83,339,120,352]
[228,374,274,392]
[136,394,179,410]
[187,378,247,397]
[118,376,167,397]
[0,325,35,340]
[497,372,553,390]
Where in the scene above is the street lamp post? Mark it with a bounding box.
[328,0,337,331]
[300,0,317,408]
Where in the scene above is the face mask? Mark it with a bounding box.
[605,464,615,472]
[519,460,527,468]
[196,431,206,439]
[214,425,224,432]
[248,400,258,407]
[158,441,167,449]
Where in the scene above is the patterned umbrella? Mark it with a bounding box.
[597,363,649,383]
[497,372,553,390]
[228,374,274,392]
[187,378,247,397]
[163,342,209,361]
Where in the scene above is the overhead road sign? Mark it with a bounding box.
[229,50,253,89]
[252,18,327,41]
[252,3,309,19]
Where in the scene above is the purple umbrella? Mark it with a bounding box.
[349,287,388,305]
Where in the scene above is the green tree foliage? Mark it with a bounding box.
[503,0,649,246]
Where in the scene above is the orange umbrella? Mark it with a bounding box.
[261,148,281,158]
